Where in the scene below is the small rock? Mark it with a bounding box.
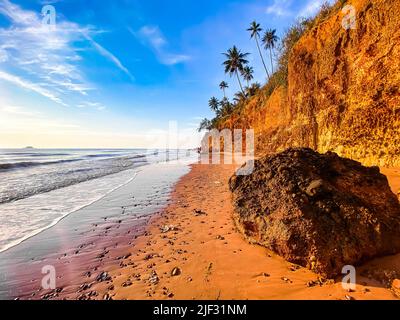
[161,225,178,233]
[77,293,89,300]
[96,250,109,259]
[144,253,158,260]
[149,271,160,285]
[103,293,113,300]
[171,267,182,277]
[122,280,133,287]
[117,253,132,260]
[79,283,92,292]
[281,277,292,283]
[96,272,112,282]
[193,209,207,216]
[87,291,98,297]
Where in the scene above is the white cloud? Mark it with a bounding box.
[0,0,131,107]
[0,0,93,101]
[137,26,167,49]
[0,70,67,106]
[162,54,191,66]
[0,0,37,26]
[86,37,134,81]
[77,101,106,111]
[0,48,8,62]
[266,0,293,17]
[132,25,190,66]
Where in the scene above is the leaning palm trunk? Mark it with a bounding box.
[269,47,274,74]
[235,71,246,96]
[255,36,270,79]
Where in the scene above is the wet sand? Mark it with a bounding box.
[36,163,400,300]
[0,160,192,300]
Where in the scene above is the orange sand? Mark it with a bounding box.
[80,164,400,300]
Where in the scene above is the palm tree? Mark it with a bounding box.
[208,97,220,113]
[247,21,270,79]
[241,66,254,86]
[247,82,261,96]
[262,29,279,74]
[219,97,232,114]
[219,99,233,117]
[219,81,229,99]
[222,46,249,96]
[198,118,211,132]
[233,91,248,104]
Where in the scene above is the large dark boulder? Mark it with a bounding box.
[229,148,400,278]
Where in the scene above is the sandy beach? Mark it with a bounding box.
[18,162,399,300]
[1,0,400,305]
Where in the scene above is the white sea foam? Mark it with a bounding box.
[0,168,139,253]
[0,148,195,253]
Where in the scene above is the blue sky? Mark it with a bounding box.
[0,0,332,148]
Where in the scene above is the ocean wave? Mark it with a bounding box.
[84,153,125,158]
[0,154,148,171]
[0,159,148,204]
[0,159,80,171]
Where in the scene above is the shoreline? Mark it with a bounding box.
[0,159,193,300]
[0,171,140,255]
[32,163,400,300]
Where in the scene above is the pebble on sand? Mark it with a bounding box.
[171,267,182,277]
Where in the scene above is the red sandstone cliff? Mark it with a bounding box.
[229,0,400,167]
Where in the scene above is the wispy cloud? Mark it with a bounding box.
[266,0,293,17]
[86,36,135,81]
[132,25,190,66]
[0,0,94,104]
[0,70,67,106]
[0,0,132,107]
[77,101,106,111]
[0,0,37,25]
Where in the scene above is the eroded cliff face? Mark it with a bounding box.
[238,0,400,167]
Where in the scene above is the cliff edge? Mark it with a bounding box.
[227,0,400,167]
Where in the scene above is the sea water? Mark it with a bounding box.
[0,148,192,253]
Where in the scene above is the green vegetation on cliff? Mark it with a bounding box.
[199,0,346,132]
[200,0,400,167]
